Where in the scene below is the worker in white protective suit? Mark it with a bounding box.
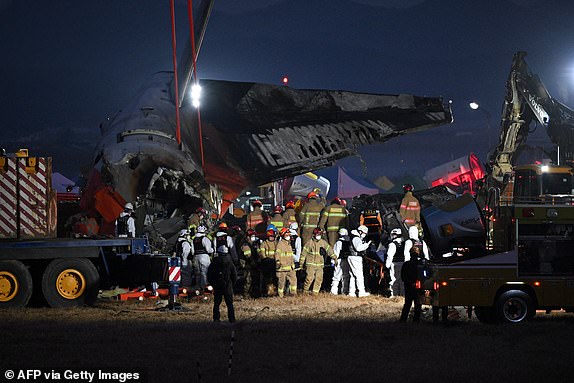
[403,226,430,261]
[330,228,351,295]
[175,229,193,288]
[192,225,214,290]
[384,228,405,297]
[348,225,371,297]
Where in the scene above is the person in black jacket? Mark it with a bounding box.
[399,246,422,322]
[207,253,238,323]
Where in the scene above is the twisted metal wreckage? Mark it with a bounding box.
[81,0,454,250]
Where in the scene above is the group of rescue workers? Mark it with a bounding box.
[116,185,432,322]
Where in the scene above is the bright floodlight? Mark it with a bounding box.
[469,102,479,110]
[191,84,202,108]
[541,165,549,172]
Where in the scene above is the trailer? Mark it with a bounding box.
[0,150,167,308]
[0,237,166,308]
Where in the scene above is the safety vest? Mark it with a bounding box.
[320,204,347,233]
[275,240,295,271]
[361,209,381,233]
[270,213,284,231]
[410,238,424,259]
[283,208,298,229]
[400,192,421,227]
[241,242,260,266]
[117,215,130,237]
[247,208,266,231]
[175,238,190,259]
[290,235,298,253]
[300,199,324,231]
[390,239,405,263]
[216,235,230,254]
[350,237,367,257]
[338,237,352,259]
[193,236,207,255]
[301,238,333,267]
[260,240,277,259]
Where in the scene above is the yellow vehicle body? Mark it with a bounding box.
[421,165,574,323]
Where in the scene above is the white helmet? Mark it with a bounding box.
[179,229,189,237]
[357,225,368,234]
[408,226,419,239]
[124,202,134,211]
[390,228,402,237]
[338,228,348,236]
[197,225,207,234]
[289,222,299,230]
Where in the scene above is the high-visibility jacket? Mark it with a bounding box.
[187,213,204,233]
[269,213,284,231]
[275,239,295,271]
[259,239,277,259]
[301,238,334,268]
[400,192,421,227]
[247,207,267,233]
[360,209,382,234]
[299,199,325,232]
[282,208,298,231]
[319,203,348,233]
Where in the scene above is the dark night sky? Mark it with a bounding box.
[1,0,574,185]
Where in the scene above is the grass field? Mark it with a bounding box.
[1,294,574,383]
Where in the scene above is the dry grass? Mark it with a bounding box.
[1,295,574,383]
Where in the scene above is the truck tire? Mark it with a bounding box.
[495,290,533,324]
[0,260,33,308]
[474,306,498,324]
[42,258,100,308]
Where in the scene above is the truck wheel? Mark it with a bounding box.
[474,306,498,324]
[495,290,533,324]
[0,261,33,308]
[42,258,99,308]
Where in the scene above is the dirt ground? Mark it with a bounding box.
[1,294,574,383]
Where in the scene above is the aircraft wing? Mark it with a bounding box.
[193,79,453,201]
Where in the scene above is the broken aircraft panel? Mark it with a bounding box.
[197,80,453,208]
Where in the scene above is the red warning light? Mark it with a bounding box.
[282,76,289,85]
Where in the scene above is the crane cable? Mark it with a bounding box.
[169,0,182,146]
[187,0,205,170]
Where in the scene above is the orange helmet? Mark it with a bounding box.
[280,227,290,238]
[285,200,295,209]
[273,205,283,214]
[266,229,276,238]
[252,199,262,207]
[312,227,323,236]
[307,191,318,200]
[218,222,228,230]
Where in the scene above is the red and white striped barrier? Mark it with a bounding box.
[0,156,56,239]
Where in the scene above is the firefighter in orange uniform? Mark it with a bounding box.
[259,228,278,296]
[399,184,421,229]
[282,200,299,235]
[269,205,284,232]
[299,192,325,245]
[301,228,335,295]
[275,228,297,297]
[319,197,348,246]
[246,200,268,235]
